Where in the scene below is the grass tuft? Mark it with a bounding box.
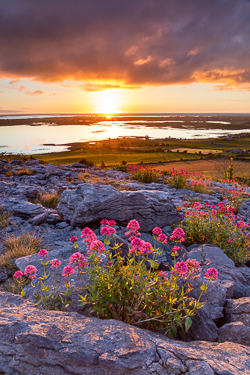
[0,232,42,269]
[16,168,36,176]
[0,206,11,229]
[32,192,60,209]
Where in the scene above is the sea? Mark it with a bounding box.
[0,113,249,154]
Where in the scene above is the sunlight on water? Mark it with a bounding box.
[0,117,248,154]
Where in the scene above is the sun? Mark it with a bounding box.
[96,91,120,114]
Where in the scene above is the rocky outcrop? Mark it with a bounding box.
[0,292,250,375]
[57,183,180,231]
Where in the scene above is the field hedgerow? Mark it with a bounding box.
[14,220,217,338]
[183,201,250,264]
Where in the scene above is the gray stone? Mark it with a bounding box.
[218,322,250,347]
[2,197,47,219]
[0,292,250,375]
[57,183,180,232]
[185,244,250,298]
[226,297,250,327]
[29,212,48,225]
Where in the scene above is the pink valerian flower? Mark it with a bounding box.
[157,233,168,244]
[107,261,113,266]
[158,271,169,281]
[172,262,188,278]
[170,228,185,242]
[100,226,116,236]
[108,220,116,226]
[183,202,189,207]
[62,265,75,278]
[100,219,109,225]
[81,227,97,249]
[172,246,180,252]
[126,220,140,232]
[24,265,38,279]
[13,270,23,280]
[185,259,201,276]
[38,249,48,258]
[129,238,152,255]
[50,259,62,269]
[68,252,89,268]
[141,242,153,255]
[152,227,162,236]
[205,267,218,279]
[89,240,106,254]
[70,236,78,242]
[191,202,203,209]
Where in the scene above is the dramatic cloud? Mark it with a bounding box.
[0,0,249,88]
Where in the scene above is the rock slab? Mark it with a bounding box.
[0,292,250,375]
[57,183,180,232]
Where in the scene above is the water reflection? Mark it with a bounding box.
[0,121,248,154]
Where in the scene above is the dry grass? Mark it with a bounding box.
[0,232,42,269]
[78,173,110,185]
[151,159,250,179]
[16,168,36,176]
[0,277,30,295]
[32,192,60,209]
[0,206,11,229]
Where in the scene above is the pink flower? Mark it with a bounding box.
[70,236,78,242]
[69,252,89,268]
[172,262,188,278]
[38,249,48,258]
[205,267,218,279]
[170,228,185,242]
[62,265,75,278]
[100,219,109,225]
[141,242,153,255]
[191,202,203,209]
[24,265,38,279]
[50,259,62,269]
[157,233,168,243]
[13,270,23,280]
[126,220,140,232]
[186,259,201,271]
[89,240,106,253]
[100,226,116,236]
[172,246,180,252]
[107,261,113,266]
[108,220,116,226]
[183,202,189,207]
[152,227,162,236]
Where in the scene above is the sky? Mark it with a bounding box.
[0,0,250,114]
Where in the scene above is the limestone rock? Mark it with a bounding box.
[2,197,47,219]
[57,183,180,232]
[0,292,250,375]
[218,322,250,347]
[226,297,250,327]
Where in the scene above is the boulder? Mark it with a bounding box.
[185,244,250,298]
[57,183,180,232]
[225,297,250,327]
[0,292,250,375]
[2,197,47,219]
[218,322,250,347]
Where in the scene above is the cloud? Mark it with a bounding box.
[81,82,139,91]
[0,0,249,88]
[25,89,44,96]
[0,109,23,113]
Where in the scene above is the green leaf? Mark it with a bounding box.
[185,316,192,332]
